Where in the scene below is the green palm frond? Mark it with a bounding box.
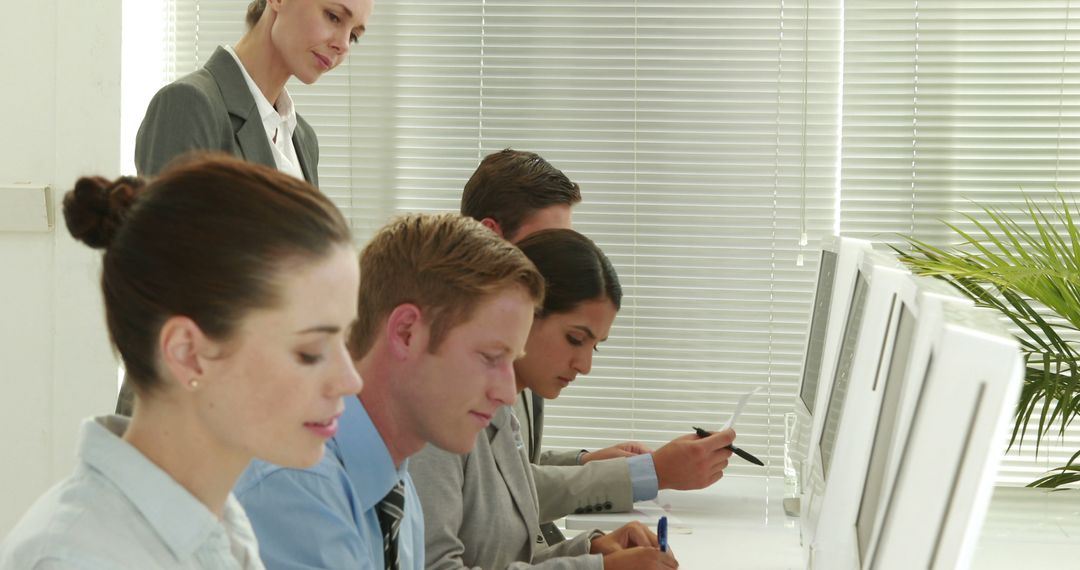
[897,192,1080,489]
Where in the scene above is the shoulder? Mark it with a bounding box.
[235,454,345,499]
[147,71,222,116]
[0,473,165,568]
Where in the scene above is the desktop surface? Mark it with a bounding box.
[563,477,1080,569]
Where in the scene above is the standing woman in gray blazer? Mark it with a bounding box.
[119,0,373,415]
[409,229,678,570]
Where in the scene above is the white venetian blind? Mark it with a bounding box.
[166,0,841,477]
[840,0,1080,486]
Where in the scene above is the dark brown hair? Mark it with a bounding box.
[64,153,352,396]
[460,149,582,241]
[515,229,622,317]
[245,0,267,29]
[347,213,545,359]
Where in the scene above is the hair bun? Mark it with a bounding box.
[63,175,145,249]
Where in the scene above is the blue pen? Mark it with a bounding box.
[657,515,668,553]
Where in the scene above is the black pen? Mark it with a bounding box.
[693,426,765,466]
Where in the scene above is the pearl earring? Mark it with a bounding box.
[190,379,200,389]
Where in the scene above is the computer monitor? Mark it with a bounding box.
[789,236,872,515]
[861,301,1023,570]
[807,273,970,569]
[799,249,910,550]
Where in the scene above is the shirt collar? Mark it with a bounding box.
[223,45,297,139]
[78,416,235,563]
[329,396,408,510]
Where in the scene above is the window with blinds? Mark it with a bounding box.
[164,0,841,477]
[840,0,1080,486]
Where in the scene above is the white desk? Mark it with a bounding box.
[563,477,1080,569]
[567,477,802,569]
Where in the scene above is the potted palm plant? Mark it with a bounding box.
[896,194,1080,488]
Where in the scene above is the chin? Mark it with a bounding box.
[433,431,480,455]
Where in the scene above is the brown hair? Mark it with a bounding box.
[63,153,352,396]
[460,149,582,241]
[348,212,545,358]
[245,0,267,29]
[516,229,622,317]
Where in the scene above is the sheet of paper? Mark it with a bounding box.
[721,386,761,431]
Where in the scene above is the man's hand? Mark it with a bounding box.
[602,548,678,569]
[652,429,735,490]
[581,441,653,464]
[589,521,658,555]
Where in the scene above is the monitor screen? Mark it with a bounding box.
[799,250,839,411]
[819,269,869,477]
[856,303,916,561]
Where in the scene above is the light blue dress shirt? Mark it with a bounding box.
[235,396,424,570]
[0,416,264,570]
[627,454,659,502]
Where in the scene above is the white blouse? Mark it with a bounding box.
[224,45,305,181]
[0,416,265,570]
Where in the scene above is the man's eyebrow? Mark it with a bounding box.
[296,325,341,335]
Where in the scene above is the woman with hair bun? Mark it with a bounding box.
[125,0,374,416]
[0,154,363,569]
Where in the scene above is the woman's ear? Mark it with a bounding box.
[158,316,212,390]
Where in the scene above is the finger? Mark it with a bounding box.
[706,429,736,448]
[627,523,658,548]
[663,549,680,568]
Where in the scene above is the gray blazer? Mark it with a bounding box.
[134,46,320,185]
[409,407,604,570]
[514,390,634,524]
[116,46,321,417]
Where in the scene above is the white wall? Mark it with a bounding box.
[0,0,121,535]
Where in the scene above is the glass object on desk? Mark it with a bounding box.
[783,411,800,517]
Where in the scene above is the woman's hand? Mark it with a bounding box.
[581,441,653,464]
[602,547,678,569]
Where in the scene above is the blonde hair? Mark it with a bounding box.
[245,0,267,29]
[348,213,544,358]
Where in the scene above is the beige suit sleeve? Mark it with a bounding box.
[531,460,635,523]
[538,449,583,466]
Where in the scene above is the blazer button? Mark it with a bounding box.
[603,502,613,511]
[584,505,594,513]
[593,503,603,512]
[537,535,545,543]
[574,508,584,514]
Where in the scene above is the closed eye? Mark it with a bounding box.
[298,352,323,365]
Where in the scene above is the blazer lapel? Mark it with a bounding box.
[204,47,276,169]
[489,409,542,540]
[292,125,319,187]
[530,390,546,462]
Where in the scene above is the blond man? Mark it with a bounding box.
[236,213,545,570]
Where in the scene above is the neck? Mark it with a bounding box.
[233,23,290,106]
[123,396,249,519]
[356,355,426,468]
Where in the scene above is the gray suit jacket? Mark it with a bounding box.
[116,46,321,417]
[514,390,634,524]
[409,407,604,570]
[134,46,320,185]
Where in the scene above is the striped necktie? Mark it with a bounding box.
[377,480,406,570]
